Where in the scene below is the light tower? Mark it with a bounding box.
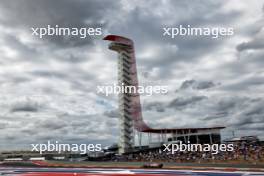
[104,35,151,154]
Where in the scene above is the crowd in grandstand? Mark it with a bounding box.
[113,142,263,163]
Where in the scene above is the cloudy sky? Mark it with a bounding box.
[0,0,264,150]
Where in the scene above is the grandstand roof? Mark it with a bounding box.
[142,126,225,134]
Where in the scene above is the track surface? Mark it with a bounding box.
[0,167,264,176]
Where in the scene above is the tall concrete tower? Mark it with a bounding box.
[104,35,151,154]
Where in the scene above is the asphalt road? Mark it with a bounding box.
[0,167,264,176]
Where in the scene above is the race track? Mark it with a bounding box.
[0,167,264,176]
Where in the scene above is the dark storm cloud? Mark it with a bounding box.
[59,54,89,64]
[144,101,165,112]
[27,64,97,95]
[215,97,238,112]
[237,40,264,51]
[30,70,67,79]
[4,135,16,140]
[203,111,229,120]
[168,96,207,109]
[196,97,264,133]
[240,125,264,131]
[221,73,264,92]
[179,80,217,90]
[231,100,264,127]
[10,100,40,112]
[3,34,38,57]
[245,104,263,116]
[104,109,119,118]
[205,97,253,120]
[217,51,264,82]
[38,119,67,130]
[0,123,7,129]
[0,0,120,48]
